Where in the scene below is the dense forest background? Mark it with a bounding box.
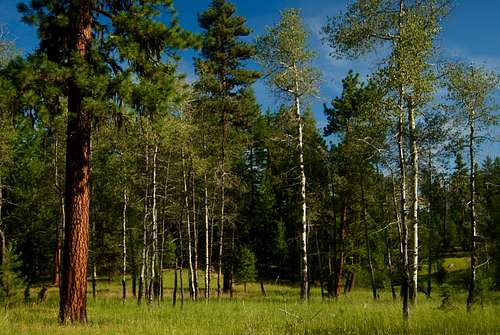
[0,0,498,326]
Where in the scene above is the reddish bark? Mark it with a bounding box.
[59,2,93,324]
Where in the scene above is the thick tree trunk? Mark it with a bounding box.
[122,189,128,302]
[295,93,308,302]
[408,101,419,304]
[361,179,377,300]
[59,1,93,323]
[466,109,477,312]
[218,160,225,298]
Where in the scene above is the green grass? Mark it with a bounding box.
[1,272,499,335]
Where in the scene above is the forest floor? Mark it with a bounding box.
[1,268,499,334]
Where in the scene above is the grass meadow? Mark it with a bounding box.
[1,270,499,334]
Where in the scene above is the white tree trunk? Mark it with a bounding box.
[138,145,149,305]
[122,188,128,302]
[182,150,196,300]
[192,171,198,299]
[467,108,477,311]
[408,102,419,303]
[397,85,410,321]
[148,144,158,304]
[295,93,308,301]
[204,173,210,300]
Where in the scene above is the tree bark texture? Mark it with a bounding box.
[59,1,93,324]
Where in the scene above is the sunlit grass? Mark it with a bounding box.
[1,272,499,334]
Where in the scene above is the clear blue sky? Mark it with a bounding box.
[1,0,499,159]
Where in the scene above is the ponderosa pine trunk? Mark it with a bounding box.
[59,1,93,323]
[408,100,419,304]
[466,108,477,312]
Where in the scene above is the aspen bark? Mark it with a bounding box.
[204,173,210,300]
[138,145,149,305]
[192,171,198,299]
[59,0,93,323]
[295,92,308,301]
[148,144,158,304]
[466,108,477,312]
[397,87,410,321]
[182,150,196,300]
[408,101,419,304]
[122,189,128,302]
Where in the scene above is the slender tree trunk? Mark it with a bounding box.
[52,136,64,286]
[408,101,419,304]
[122,189,128,302]
[218,161,225,298]
[466,109,477,312]
[361,178,377,300]
[59,1,93,323]
[398,88,410,321]
[335,205,348,297]
[426,152,433,297]
[173,260,178,307]
[295,92,308,301]
[192,170,199,299]
[138,145,149,305]
[204,173,210,300]
[0,177,5,266]
[148,144,158,304]
[182,150,196,300]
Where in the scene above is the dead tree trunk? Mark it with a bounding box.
[59,1,93,323]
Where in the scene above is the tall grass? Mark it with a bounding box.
[1,274,498,334]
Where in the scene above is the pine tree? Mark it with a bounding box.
[195,0,259,298]
[17,0,197,323]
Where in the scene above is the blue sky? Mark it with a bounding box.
[1,0,499,159]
